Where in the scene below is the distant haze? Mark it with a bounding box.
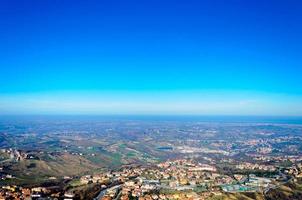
[0,91,302,116]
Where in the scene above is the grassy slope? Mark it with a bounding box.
[208,179,302,200]
[208,192,264,200]
[1,153,100,186]
[265,179,302,200]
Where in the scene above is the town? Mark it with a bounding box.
[1,156,302,199]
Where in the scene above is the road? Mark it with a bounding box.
[93,184,122,200]
[264,170,292,195]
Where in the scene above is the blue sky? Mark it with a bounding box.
[0,0,302,115]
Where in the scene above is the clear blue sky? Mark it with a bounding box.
[0,0,302,115]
